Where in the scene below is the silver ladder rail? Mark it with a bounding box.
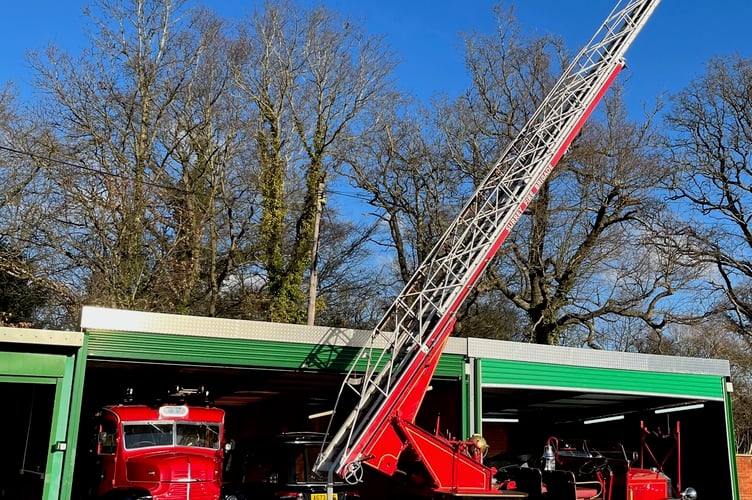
[316,0,661,479]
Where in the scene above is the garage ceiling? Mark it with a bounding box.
[84,360,706,428]
[84,360,345,411]
[481,386,703,424]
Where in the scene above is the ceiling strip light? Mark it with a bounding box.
[583,414,624,425]
[654,403,705,414]
[482,417,520,423]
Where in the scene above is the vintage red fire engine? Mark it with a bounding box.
[494,432,698,500]
[91,399,226,499]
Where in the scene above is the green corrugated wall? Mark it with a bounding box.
[480,358,726,399]
[85,330,465,378]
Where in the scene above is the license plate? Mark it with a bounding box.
[311,494,338,500]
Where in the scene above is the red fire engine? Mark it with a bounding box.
[312,1,696,499]
[90,390,226,500]
[495,432,696,500]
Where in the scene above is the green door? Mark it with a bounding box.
[0,351,77,500]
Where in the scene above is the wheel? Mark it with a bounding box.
[578,456,609,475]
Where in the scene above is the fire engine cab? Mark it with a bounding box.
[90,390,226,500]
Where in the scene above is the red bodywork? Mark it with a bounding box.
[627,468,671,499]
[94,404,225,499]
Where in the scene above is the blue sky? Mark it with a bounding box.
[2,1,750,111]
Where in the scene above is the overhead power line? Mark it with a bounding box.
[1,143,381,204]
[0,144,186,193]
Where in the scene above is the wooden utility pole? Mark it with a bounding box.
[307,183,326,325]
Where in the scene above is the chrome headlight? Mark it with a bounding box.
[681,487,697,500]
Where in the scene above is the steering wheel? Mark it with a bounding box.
[135,440,156,447]
[579,456,609,475]
[343,461,364,485]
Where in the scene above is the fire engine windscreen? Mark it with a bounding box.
[123,422,221,450]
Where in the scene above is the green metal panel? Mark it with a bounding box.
[86,331,464,377]
[60,336,89,500]
[460,363,468,438]
[43,358,76,500]
[0,374,57,384]
[435,353,465,378]
[480,358,726,400]
[725,384,740,500]
[0,352,69,378]
[87,331,348,369]
[474,358,483,432]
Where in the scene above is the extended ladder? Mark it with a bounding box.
[316,0,661,490]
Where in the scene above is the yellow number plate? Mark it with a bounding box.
[311,494,338,500]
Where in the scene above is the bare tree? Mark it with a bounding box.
[492,88,701,346]
[156,10,259,316]
[340,101,469,285]
[453,6,563,185]
[311,208,387,329]
[0,84,79,327]
[0,86,59,326]
[0,0,396,326]
[26,0,249,314]
[435,7,708,346]
[664,55,752,339]
[233,1,396,323]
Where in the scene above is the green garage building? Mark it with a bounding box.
[0,306,739,499]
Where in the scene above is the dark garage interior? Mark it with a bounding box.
[62,358,735,499]
[480,386,731,498]
[1,383,55,500]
